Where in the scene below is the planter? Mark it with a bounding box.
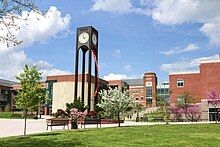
[71,120,78,129]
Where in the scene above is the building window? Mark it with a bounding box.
[146,87,152,97]
[136,98,138,100]
[141,97,143,100]
[177,79,184,87]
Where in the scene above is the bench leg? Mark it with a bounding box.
[46,125,48,130]
[51,125,52,131]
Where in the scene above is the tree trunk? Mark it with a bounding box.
[118,112,120,127]
[185,107,188,122]
[39,104,42,119]
[24,109,27,137]
[215,106,218,124]
[136,111,139,122]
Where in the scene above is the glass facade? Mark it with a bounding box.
[146,86,153,106]
[0,89,10,111]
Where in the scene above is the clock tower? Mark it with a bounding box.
[75,26,99,111]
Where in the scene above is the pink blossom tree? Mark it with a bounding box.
[70,108,87,129]
[207,89,220,123]
[187,105,201,122]
[170,104,184,121]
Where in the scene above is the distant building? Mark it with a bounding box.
[108,72,168,107]
[157,82,170,103]
[0,79,17,111]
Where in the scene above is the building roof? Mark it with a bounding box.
[169,71,200,75]
[123,79,143,86]
[199,59,220,64]
[0,79,18,87]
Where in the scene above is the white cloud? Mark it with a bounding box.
[103,73,129,81]
[113,49,122,58]
[149,0,220,45]
[91,0,220,46]
[91,0,133,14]
[200,23,220,45]
[160,43,199,56]
[0,6,71,81]
[124,65,132,71]
[103,73,141,81]
[160,54,219,73]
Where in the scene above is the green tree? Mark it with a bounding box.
[16,65,46,137]
[176,92,196,121]
[98,88,133,127]
[157,95,170,124]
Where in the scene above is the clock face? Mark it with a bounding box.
[92,34,97,45]
[79,32,89,44]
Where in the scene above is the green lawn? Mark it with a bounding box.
[0,124,219,147]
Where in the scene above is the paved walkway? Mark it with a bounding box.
[0,117,215,138]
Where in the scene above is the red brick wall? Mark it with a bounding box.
[143,72,157,107]
[169,61,220,104]
[46,74,108,85]
[169,73,201,103]
[200,62,220,98]
[108,80,123,90]
[129,86,145,107]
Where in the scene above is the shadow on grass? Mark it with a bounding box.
[31,132,61,137]
[1,136,84,147]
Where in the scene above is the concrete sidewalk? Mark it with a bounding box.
[0,118,215,138]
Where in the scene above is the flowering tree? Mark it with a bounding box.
[170,104,184,121]
[176,92,196,121]
[187,105,201,122]
[207,89,220,123]
[70,108,87,129]
[98,88,133,127]
[0,0,39,46]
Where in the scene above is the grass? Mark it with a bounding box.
[0,112,12,118]
[0,112,34,119]
[0,124,220,146]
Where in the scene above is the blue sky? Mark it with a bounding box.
[1,0,220,83]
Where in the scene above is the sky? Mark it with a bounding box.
[1,0,220,83]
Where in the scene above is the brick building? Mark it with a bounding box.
[0,79,17,111]
[169,59,220,121]
[169,60,220,103]
[108,72,167,107]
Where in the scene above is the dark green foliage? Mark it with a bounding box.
[66,97,87,114]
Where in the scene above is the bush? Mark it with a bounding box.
[0,112,12,118]
[4,104,11,112]
[11,113,22,118]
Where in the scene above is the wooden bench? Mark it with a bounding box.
[80,117,101,128]
[153,117,164,122]
[46,118,70,130]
